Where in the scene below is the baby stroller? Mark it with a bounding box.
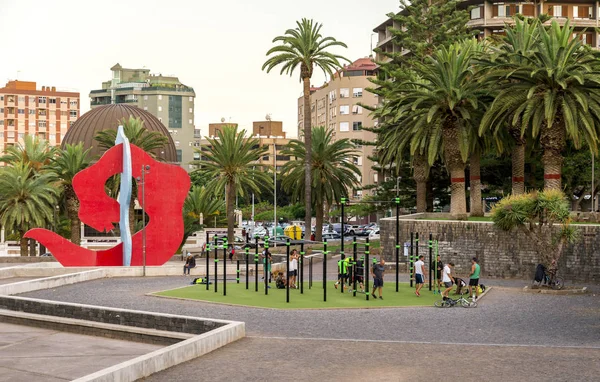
[533,263,564,290]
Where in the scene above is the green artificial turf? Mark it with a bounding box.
[154,281,444,309]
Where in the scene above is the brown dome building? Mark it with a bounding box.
[61,104,177,162]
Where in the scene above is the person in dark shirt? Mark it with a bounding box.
[436,255,444,287]
[183,254,196,275]
[371,258,385,300]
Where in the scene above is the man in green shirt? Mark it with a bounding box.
[335,255,349,291]
[468,257,481,301]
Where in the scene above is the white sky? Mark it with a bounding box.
[0,0,399,138]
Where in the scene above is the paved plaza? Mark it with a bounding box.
[0,322,161,382]
[20,265,600,381]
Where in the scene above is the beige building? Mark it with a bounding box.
[0,80,80,153]
[196,120,291,171]
[297,57,379,199]
[374,1,600,62]
[89,64,197,170]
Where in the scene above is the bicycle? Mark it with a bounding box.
[434,293,477,308]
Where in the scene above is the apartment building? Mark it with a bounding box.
[0,80,80,153]
[297,57,379,199]
[89,64,196,170]
[195,120,291,171]
[374,1,600,61]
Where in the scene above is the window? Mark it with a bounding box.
[189,119,193,124]
[328,90,336,104]
[17,109,24,114]
[193,152,200,160]
[353,88,363,97]
[0,131,3,137]
[29,109,35,115]
[143,95,148,100]
[573,6,579,18]
[550,5,563,17]
[38,109,47,116]
[352,105,363,115]
[0,108,3,113]
[158,106,163,112]
[144,106,148,110]
[7,131,14,138]
[50,134,56,141]
[49,98,56,104]
[70,110,77,118]
[158,95,163,100]
[0,96,3,101]
[0,120,3,126]
[340,88,350,98]
[38,132,46,139]
[471,7,481,19]
[38,96,46,103]
[189,108,193,113]
[60,99,67,105]
[353,121,363,131]
[189,96,193,101]
[18,96,25,103]
[340,122,350,132]
[61,111,67,116]
[49,123,55,128]
[61,123,67,129]
[175,140,180,147]
[38,120,47,128]
[340,105,350,115]
[18,133,24,139]
[29,122,35,127]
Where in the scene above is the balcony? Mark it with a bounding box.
[91,100,111,106]
[142,85,195,94]
[90,89,109,94]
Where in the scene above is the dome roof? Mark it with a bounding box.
[61,104,177,163]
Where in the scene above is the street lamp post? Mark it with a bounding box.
[273,140,277,247]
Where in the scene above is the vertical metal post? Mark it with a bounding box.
[365,236,370,301]
[309,257,313,288]
[236,260,240,284]
[264,236,269,295]
[428,233,433,292]
[254,235,259,292]
[395,197,400,292]
[415,232,419,287]
[340,198,345,294]
[141,165,147,277]
[286,238,290,303]
[300,243,304,294]
[245,247,249,289]
[323,239,327,302]
[353,236,357,297]
[410,232,414,288]
[205,231,210,291]
[223,238,227,296]
[214,236,218,293]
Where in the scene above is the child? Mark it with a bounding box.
[275,272,286,289]
[454,277,467,295]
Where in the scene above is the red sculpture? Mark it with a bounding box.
[25,144,190,266]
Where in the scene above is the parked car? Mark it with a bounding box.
[215,235,256,249]
[322,232,341,240]
[369,229,380,240]
[345,225,360,235]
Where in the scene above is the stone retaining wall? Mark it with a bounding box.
[0,295,225,335]
[380,216,600,283]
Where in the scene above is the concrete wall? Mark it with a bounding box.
[380,215,600,283]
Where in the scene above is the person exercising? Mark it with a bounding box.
[414,255,426,297]
[468,257,481,301]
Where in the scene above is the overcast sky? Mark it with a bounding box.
[0,0,399,137]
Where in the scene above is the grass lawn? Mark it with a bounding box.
[153,281,443,309]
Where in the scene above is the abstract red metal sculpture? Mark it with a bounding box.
[25,143,190,266]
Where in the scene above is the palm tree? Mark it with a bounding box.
[200,125,271,243]
[181,186,225,249]
[50,143,91,245]
[480,20,600,190]
[0,134,56,172]
[95,116,170,230]
[263,18,350,236]
[0,163,59,256]
[378,40,487,218]
[479,17,542,195]
[280,126,360,241]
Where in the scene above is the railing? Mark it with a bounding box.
[142,86,195,93]
[90,89,109,94]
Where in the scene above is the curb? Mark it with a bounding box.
[523,286,588,295]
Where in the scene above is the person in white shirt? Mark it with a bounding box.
[442,263,455,300]
[414,255,426,297]
[289,249,299,289]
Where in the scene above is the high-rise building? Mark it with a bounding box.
[89,64,197,170]
[374,2,599,62]
[297,57,379,199]
[0,80,80,152]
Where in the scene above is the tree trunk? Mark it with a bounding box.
[302,74,313,239]
[470,150,484,216]
[443,119,467,219]
[226,180,236,243]
[540,121,566,190]
[426,180,434,212]
[315,202,324,242]
[413,154,428,213]
[65,186,81,245]
[511,142,525,195]
[20,236,28,257]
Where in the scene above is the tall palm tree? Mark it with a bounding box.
[200,125,271,243]
[51,143,91,245]
[479,17,541,195]
[378,40,487,218]
[95,116,170,230]
[280,126,360,241]
[263,18,350,236]
[0,163,59,256]
[480,20,600,190]
[0,134,56,172]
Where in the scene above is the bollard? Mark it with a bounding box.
[353,237,357,297]
[365,237,370,301]
[254,235,259,292]
[410,232,414,288]
[300,243,305,294]
[286,238,290,303]
[323,239,328,302]
[395,197,400,292]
